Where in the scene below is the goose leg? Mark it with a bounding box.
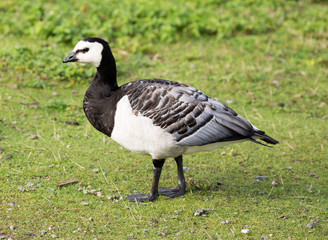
[127,159,165,202]
[159,155,186,198]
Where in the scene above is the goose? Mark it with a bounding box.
[63,37,279,202]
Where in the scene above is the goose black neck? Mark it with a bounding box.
[93,44,118,93]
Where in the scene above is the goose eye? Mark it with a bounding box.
[82,48,89,53]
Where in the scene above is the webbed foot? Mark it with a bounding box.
[126,193,158,202]
[159,185,186,198]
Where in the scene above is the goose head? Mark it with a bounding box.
[63,37,109,67]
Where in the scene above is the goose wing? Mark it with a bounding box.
[123,79,255,146]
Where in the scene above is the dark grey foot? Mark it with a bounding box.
[158,186,185,198]
[127,159,165,202]
[126,193,158,202]
[158,156,186,198]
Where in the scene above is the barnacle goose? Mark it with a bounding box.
[63,37,278,202]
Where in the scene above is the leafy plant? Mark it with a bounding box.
[0,0,304,52]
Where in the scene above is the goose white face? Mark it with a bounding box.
[64,40,104,67]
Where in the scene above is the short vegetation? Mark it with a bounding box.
[0,0,327,239]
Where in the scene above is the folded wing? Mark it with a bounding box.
[124,79,256,147]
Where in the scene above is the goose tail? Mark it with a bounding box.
[248,129,279,147]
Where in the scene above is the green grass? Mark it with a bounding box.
[1,0,328,239]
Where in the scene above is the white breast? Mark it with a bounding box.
[111,96,185,159]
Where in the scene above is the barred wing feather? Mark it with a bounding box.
[123,79,254,147]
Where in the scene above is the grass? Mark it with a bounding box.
[1,1,328,239]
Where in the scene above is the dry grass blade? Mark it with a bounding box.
[56,178,79,187]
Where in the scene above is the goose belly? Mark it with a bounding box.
[183,139,246,155]
[111,96,184,159]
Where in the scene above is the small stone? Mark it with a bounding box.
[96,192,102,197]
[89,217,94,221]
[83,189,88,195]
[261,235,268,239]
[256,176,268,180]
[183,167,189,172]
[12,121,18,125]
[216,181,224,185]
[2,154,13,160]
[52,92,59,96]
[282,166,292,170]
[26,182,34,188]
[41,230,47,236]
[66,120,79,126]
[84,133,92,138]
[226,99,234,104]
[277,102,285,107]
[93,168,100,173]
[176,232,181,236]
[317,102,326,108]
[305,221,319,229]
[144,229,149,232]
[272,181,279,186]
[81,202,89,206]
[29,134,38,140]
[241,229,250,234]
[18,186,25,192]
[193,208,215,216]
[271,80,280,86]
[221,151,226,155]
[90,189,97,194]
[9,225,15,230]
[51,234,57,238]
[220,220,229,224]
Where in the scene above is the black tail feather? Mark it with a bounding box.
[248,137,272,147]
[248,131,279,146]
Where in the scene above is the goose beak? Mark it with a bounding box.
[63,52,78,63]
